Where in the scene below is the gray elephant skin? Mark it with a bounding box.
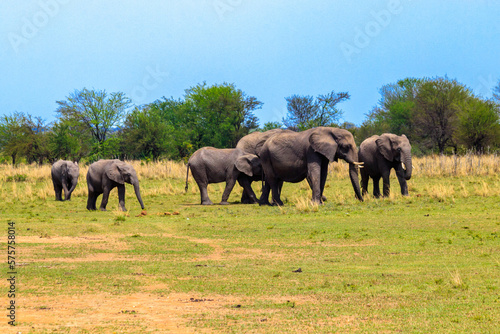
[86,159,145,211]
[259,127,364,206]
[185,147,262,205]
[51,160,79,201]
[235,129,290,203]
[358,133,412,197]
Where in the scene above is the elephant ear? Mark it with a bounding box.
[235,155,254,177]
[309,129,338,162]
[106,162,125,184]
[376,135,394,161]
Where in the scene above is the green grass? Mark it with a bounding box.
[1,171,499,333]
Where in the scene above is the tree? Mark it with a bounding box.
[0,112,51,164]
[414,77,471,154]
[49,118,91,162]
[376,77,425,137]
[261,121,283,132]
[493,79,500,103]
[56,88,132,150]
[282,91,350,130]
[184,83,262,148]
[22,115,51,164]
[0,112,26,164]
[120,105,175,160]
[457,97,500,152]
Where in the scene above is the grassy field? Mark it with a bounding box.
[0,156,499,333]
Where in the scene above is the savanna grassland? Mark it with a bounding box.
[0,155,499,333]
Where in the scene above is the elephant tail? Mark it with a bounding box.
[185,163,190,193]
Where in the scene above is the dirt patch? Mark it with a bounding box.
[11,292,226,333]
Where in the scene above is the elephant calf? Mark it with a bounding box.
[51,160,79,201]
[185,147,262,205]
[358,133,413,197]
[86,159,145,211]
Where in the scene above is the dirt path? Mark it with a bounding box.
[1,234,230,332]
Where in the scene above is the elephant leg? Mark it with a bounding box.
[270,179,284,206]
[307,158,323,204]
[319,159,328,202]
[372,176,381,198]
[220,178,237,205]
[238,178,257,204]
[65,181,73,201]
[360,170,369,196]
[117,184,127,211]
[196,182,213,205]
[54,184,63,201]
[61,180,70,201]
[259,181,272,206]
[87,190,98,210]
[395,167,409,196]
[99,187,111,211]
[381,171,391,197]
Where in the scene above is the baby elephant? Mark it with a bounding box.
[358,133,413,197]
[86,159,145,211]
[51,160,79,201]
[185,147,262,205]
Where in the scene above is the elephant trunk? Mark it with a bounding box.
[349,163,363,201]
[402,151,412,180]
[133,182,145,209]
[67,175,78,198]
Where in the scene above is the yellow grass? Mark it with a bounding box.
[0,154,498,202]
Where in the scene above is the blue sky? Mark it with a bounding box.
[1,0,499,127]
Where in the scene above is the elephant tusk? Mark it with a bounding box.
[352,162,364,166]
[402,162,407,171]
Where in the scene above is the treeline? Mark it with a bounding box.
[1,77,499,165]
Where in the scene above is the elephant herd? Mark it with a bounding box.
[50,128,413,210]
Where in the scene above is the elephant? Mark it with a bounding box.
[235,128,291,203]
[51,160,79,201]
[86,159,145,211]
[358,133,412,197]
[259,127,364,206]
[185,147,262,205]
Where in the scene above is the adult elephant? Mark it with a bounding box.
[185,147,262,205]
[86,159,145,211]
[51,160,79,201]
[236,129,290,203]
[259,127,364,206]
[358,133,412,197]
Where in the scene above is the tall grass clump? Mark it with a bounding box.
[294,196,320,213]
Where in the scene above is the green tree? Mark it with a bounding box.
[0,112,26,164]
[261,121,283,132]
[414,77,471,154]
[376,77,425,136]
[457,97,500,152]
[49,119,91,161]
[282,91,349,130]
[56,88,132,158]
[147,97,197,159]
[120,105,175,160]
[356,107,391,144]
[184,82,262,148]
[22,115,51,164]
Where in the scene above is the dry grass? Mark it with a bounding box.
[293,196,320,213]
[0,154,498,203]
[327,153,500,178]
[414,154,500,177]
